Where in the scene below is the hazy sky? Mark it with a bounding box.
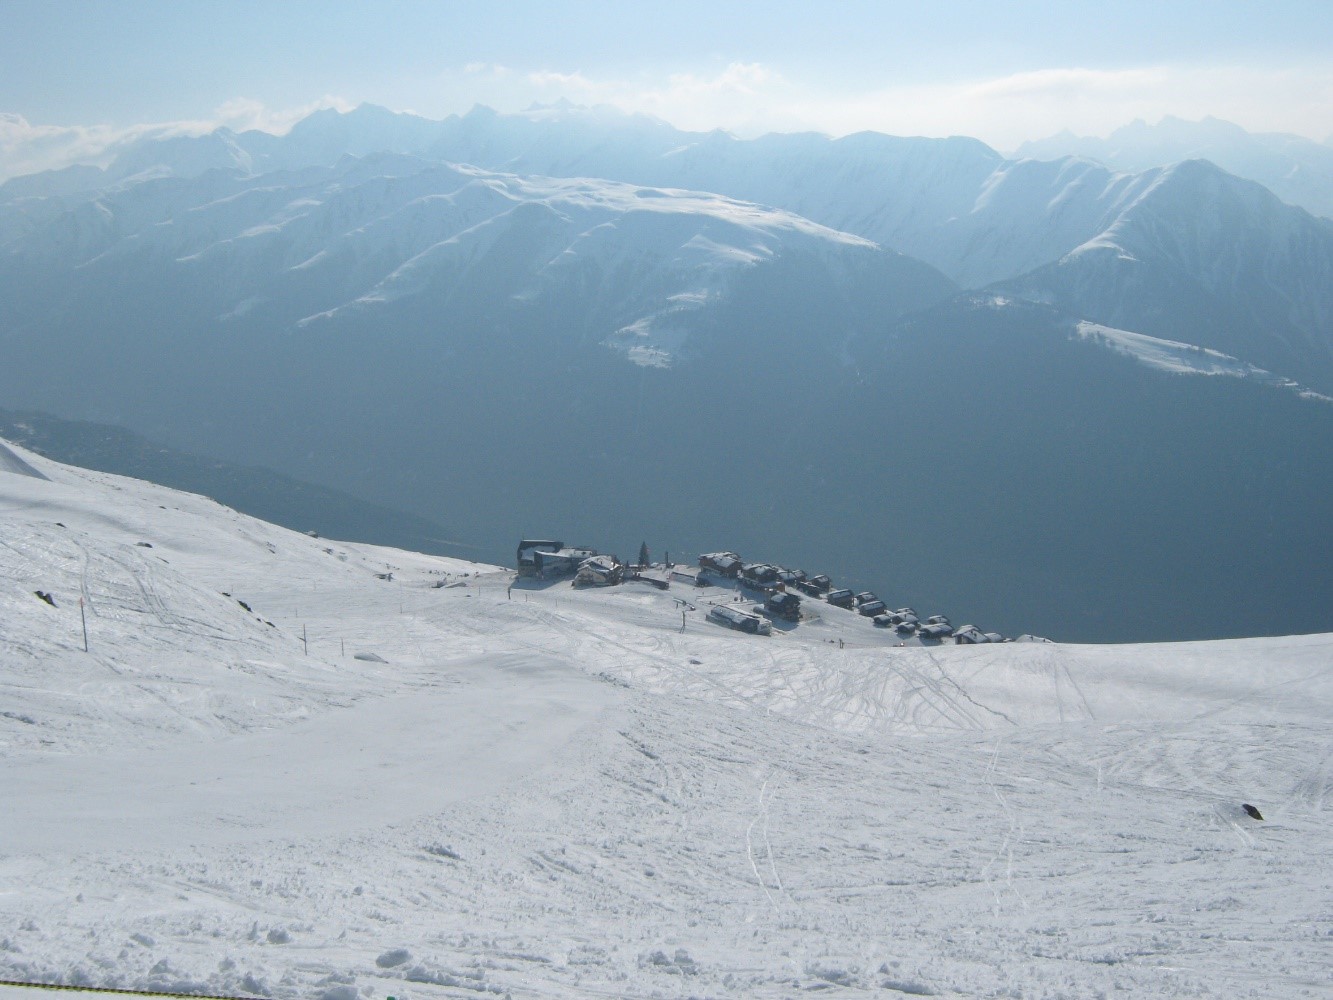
[2,0,1330,175]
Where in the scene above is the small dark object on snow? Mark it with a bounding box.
[237,599,252,612]
[1242,803,1264,821]
[34,590,56,607]
[136,541,153,548]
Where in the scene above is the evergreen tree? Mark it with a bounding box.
[638,541,650,567]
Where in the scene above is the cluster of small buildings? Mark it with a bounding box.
[516,540,621,586]
[514,538,1038,643]
[696,551,1018,643]
[515,539,670,589]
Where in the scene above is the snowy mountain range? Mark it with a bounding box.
[6,104,1332,380]
[1016,115,1333,220]
[2,438,1330,999]
[2,104,1332,642]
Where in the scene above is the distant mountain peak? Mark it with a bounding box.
[1016,115,1333,219]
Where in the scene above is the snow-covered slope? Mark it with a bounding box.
[8,104,1332,382]
[1016,116,1333,220]
[0,154,947,370]
[11,103,1333,284]
[2,441,1330,998]
[1074,320,1332,401]
[1001,159,1333,391]
[0,438,46,479]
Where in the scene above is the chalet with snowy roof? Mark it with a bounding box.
[516,539,562,577]
[670,565,704,586]
[826,588,855,609]
[707,604,771,635]
[534,545,599,578]
[698,552,742,577]
[953,625,988,644]
[765,591,802,621]
[574,555,624,587]
[739,563,782,591]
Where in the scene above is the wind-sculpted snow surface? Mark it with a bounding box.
[0,439,47,479]
[1,441,1330,998]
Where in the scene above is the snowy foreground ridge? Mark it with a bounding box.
[0,439,1330,1000]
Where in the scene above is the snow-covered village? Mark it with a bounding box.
[4,4,1333,999]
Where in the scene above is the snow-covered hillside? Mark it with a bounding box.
[999,159,1333,391]
[10,102,1330,389]
[1074,320,1332,401]
[1016,116,1333,221]
[2,440,1330,999]
[0,154,947,371]
[3,106,1333,647]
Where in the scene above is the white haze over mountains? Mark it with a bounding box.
[1,101,1332,647]
[5,102,1332,396]
[1016,115,1333,220]
[1,89,1332,1000]
[1,439,1330,999]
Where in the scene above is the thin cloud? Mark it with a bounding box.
[787,64,1333,149]
[212,95,355,134]
[965,66,1169,100]
[423,58,1333,147]
[527,70,596,90]
[0,115,201,181]
[6,60,1331,182]
[0,97,352,181]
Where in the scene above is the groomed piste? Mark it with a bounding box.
[1,438,1329,999]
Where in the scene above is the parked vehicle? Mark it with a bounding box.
[707,604,772,635]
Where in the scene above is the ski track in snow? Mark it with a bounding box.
[1,438,1331,999]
